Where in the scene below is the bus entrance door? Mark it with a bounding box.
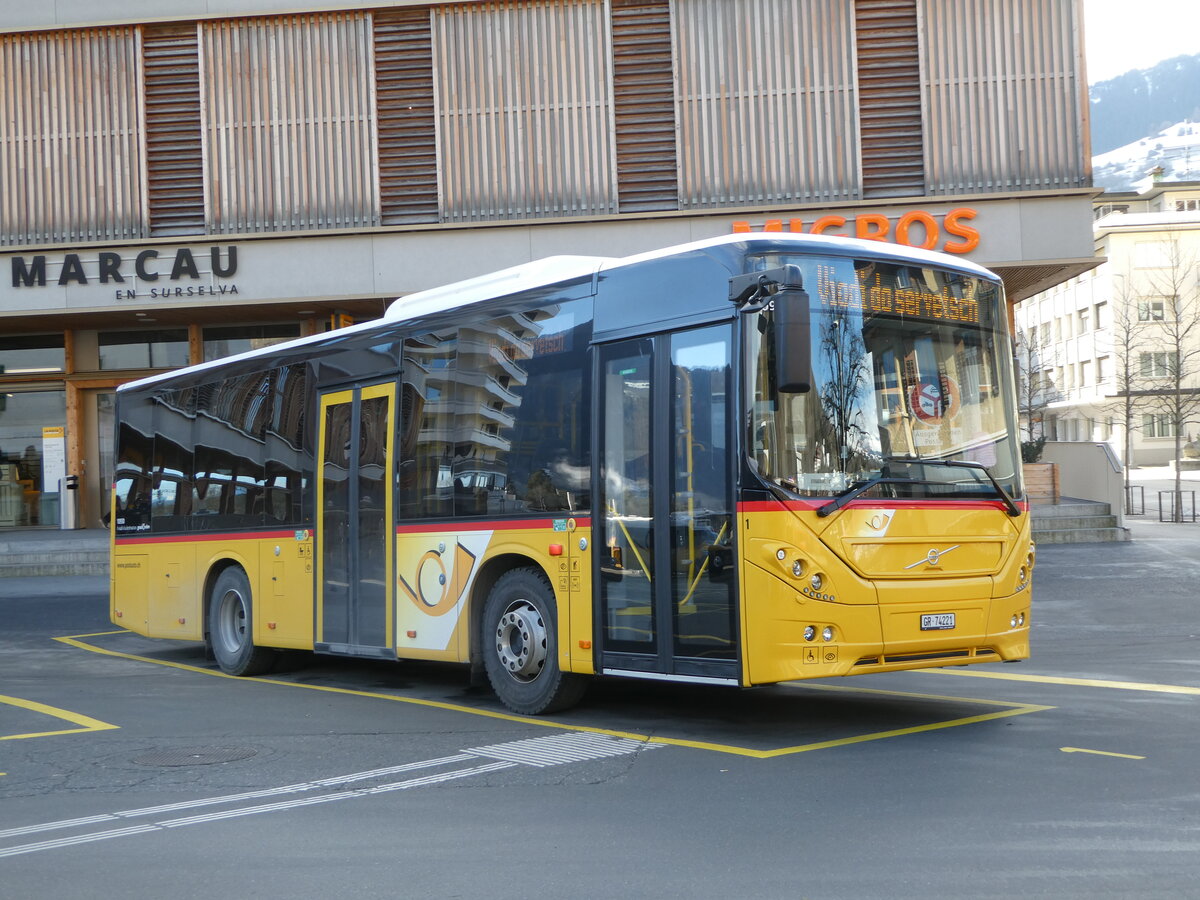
[316,383,396,658]
[595,328,739,684]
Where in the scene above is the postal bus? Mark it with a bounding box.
[110,233,1032,714]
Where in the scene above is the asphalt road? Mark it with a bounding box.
[2,520,1199,899]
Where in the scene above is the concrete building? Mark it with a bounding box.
[1015,180,1200,468]
[0,0,1098,529]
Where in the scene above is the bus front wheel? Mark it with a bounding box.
[481,568,587,715]
[208,567,276,676]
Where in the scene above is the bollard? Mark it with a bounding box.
[60,474,80,529]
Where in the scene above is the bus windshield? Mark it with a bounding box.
[746,253,1022,501]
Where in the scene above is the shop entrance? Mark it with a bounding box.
[0,389,67,528]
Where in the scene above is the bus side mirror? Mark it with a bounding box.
[773,288,811,393]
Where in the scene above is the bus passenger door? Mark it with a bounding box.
[595,326,738,683]
[317,383,395,657]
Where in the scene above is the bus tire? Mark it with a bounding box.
[481,567,587,715]
[208,567,276,676]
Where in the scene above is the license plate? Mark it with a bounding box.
[920,613,956,631]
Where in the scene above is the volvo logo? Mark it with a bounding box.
[904,544,961,570]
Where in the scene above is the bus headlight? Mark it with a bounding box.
[810,573,823,592]
[822,626,834,642]
[804,625,816,642]
[792,560,804,578]
[1018,566,1027,585]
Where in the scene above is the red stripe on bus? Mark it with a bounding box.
[737,498,1028,514]
[396,517,592,535]
[114,518,596,546]
[115,529,299,546]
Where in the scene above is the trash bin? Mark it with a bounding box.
[60,475,79,529]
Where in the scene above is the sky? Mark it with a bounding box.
[1084,0,1200,83]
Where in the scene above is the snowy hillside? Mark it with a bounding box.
[1088,54,1200,155]
[1092,120,1200,192]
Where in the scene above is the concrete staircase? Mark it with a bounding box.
[1031,498,1129,544]
[0,529,109,577]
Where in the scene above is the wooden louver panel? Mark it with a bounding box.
[855,0,925,198]
[143,23,205,234]
[374,9,439,224]
[611,0,678,212]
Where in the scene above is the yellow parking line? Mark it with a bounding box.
[919,667,1200,696]
[57,632,1051,759]
[0,694,119,742]
[1061,746,1145,760]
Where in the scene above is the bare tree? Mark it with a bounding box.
[1100,276,1152,507]
[1014,327,1054,449]
[1136,239,1200,520]
[816,316,872,471]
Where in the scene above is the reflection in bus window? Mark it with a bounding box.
[398,298,592,520]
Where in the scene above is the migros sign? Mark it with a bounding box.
[731,207,980,255]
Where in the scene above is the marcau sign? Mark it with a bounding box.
[9,245,239,299]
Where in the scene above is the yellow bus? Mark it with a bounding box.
[110,233,1032,714]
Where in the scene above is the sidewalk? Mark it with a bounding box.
[1125,464,1200,523]
[0,527,108,577]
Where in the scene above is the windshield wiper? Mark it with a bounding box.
[882,457,1021,517]
[816,457,1020,518]
[815,473,927,518]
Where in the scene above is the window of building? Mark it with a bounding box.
[1097,356,1109,383]
[1077,308,1089,333]
[1094,203,1128,219]
[0,389,67,526]
[99,329,189,370]
[1080,360,1091,386]
[1176,199,1200,212]
[1140,351,1175,378]
[1138,298,1167,321]
[1094,302,1108,329]
[1143,413,1176,438]
[203,323,301,362]
[0,334,66,376]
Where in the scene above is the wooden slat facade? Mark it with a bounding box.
[611,0,678,213]
[854,0,925,199]
[143,23,206,235]
[374,8,439,225]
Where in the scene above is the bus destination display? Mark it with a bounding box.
[815,262,982,326]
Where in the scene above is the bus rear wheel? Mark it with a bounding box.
[482,568,587,715]
[209,567,276,676]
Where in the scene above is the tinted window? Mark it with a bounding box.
[264,364,310,525]
[113,395,154,535]
[398,298,592,520]
[150,390,194,532]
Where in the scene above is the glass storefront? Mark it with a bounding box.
[203,323,301,362]
[0,334,66,375]
[0,389,67,527]
[99,329,189,370]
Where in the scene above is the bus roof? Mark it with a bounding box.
[119,232,997,393]
[382,254,613,323]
